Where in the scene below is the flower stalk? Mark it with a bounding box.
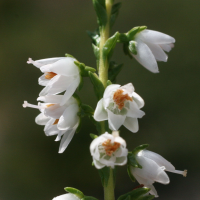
[98,1,115,200]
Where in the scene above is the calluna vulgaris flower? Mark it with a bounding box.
[53,193,80,200]
[27,57,81,106]
[130,150,187,197]
[133,29,175,73]
[23,95,80,153]
[94,83,145,132]
[90,131,128,169]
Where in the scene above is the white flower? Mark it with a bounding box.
[53,193,80,200]
[133,29,175,73]
[23,95,80,153]
[90,131,128,169]
[130,150,187,197]
[27,57,81,106]
[94,83,145,133]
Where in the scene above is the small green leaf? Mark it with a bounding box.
[117,187,151,200]
[64,187,84,199]
[107,80,112,86]
[127,152,142,169]
[108,61,123,82]
[137,195,155,200]
[76,118,82,133]
[81,104,94,116]
[90,134,98,139]
[92,44,100,60]
[86,30,100,46]
[110,2,122,27]
[78,76,84,91]
[118,33,128,43]
[129,41,137,55]
[98,167,110,187]
[88,72,105,100]
[88,116,102,134]
[123,43,133,59]
[74,61,96,77]
[132,144,149,156]
[81,196,98,200]
[92,0,107,27]
[126,26,147,41]
[85,66,96,73]
[102,32,119,62]
[65,53,76,58]
[127,165,136,182]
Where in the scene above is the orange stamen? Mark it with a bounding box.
[53,119,59,125]
[113,89,133,110]
[45,72,57,80]
[46,104,55,108]
[102,139,120,156]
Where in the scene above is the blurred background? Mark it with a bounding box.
[0,0,200,199]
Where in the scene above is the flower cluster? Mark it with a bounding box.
[23,57,81,153]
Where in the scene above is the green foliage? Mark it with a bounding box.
[108,61,123,82]
[92,0,107,27]
[110,2,122,27]
[74,61,96,77]
[107,80,112,86]
[65,53,76,58]
[82,196,98,200]
[99,167,110,187]
[127,165,136,182]
[129,41,137,55]
[64,187,84,199]
[117,187,154,200]
[123,43,133,59]
[126,26,147,41]
[90,134,98,139]
[132,144,149,156]
[86,30,100,46]
[102,32,119,63]
[127,152,142,169]
[88,72,105,100]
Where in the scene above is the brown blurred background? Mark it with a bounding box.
[0,0,200,199]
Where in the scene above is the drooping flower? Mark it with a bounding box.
[130,150,187,197]
[53,193,80,200]
[132,29,175,73]
[90,131,128,169]
[94,83,145,133]
[23,95,80,153]
[27,57,81,106]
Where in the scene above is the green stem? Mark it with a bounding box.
[104,168,115,200]
[98,1,115,200]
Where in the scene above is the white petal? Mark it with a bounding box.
[93,159,105,169]
[58,124,77,153]
[60,76,80,106]
[146,42,168,62]
[45,104,66,119]
[57,104,79,130]
[35,112,50,125]
[37,95,63,103]
[159,43,174,52]
[138,30,175,44]
[103,84,121,99]
[132,92,144,109]
[49,57,79,76]
[94,99,108,121]
[44,118,59,136]
[133,40,159,73]
[120,83,135,94]
[38,74,49,86]
[123,117,139,133]
[142,150,176,172]
[53,193,80,200]
[127,101,145,118]
[107,110,126,130]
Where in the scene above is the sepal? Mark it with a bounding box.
[123,43,133,59]
[64,187,84,199]
[98,166,110,187]
[90,134,98,139]
[74,61,96,77]
[110,2,122,27]
[126,26,147,41]
[92,0,107,27]
[129,41,137,55]
[102,32,119,63]
[108,61,123,82]
[65,53,76,58]
[127,165,136,182]
[127,152,142,169]
[107,80,112,86]
[117,187,154,200]
[88,72,105,100]
[132,144,149,155]
[81,196,98,200]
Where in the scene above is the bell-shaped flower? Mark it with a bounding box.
[94,83,145,133]
[23,95,80,153]
[132,29,175,73]
[130,150,187,197]
[27,57,81,106]
[90,131,128,169]
[53,193,80,200]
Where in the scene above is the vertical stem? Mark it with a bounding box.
[104,168,115,200]
[98,1,115,200]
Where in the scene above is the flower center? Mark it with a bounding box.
[102,139,120,156]
[113,89,133,110]
[53,119,59,125]
[45,72,57,80]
